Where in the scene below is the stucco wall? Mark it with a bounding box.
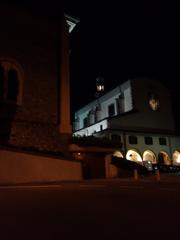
[0,149,82,184]
[130,78,175,131]
[125,133,171,158]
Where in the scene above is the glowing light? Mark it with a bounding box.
[126,150,142,162]
[149,98,160,111]
[143,150,157,164]
[159,151,171,165]
[97,85,104,92]
[173,151,180,164]
[113,151,123,158]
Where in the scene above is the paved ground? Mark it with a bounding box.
[0,175,180,240]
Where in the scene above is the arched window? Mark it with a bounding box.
[0,59,23,105]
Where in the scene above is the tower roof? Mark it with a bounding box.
[64,14,80,33]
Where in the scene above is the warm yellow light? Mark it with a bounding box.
[126,150,142,162]
[113,151,123,158]
[173,151,180,163]
[97,85,104,92]
[149,98,159,111]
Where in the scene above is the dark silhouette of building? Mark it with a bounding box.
[0,3,79,154]
[0,2,82,183]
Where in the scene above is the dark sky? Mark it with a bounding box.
[66,1,180,113]
[5,1,180,122]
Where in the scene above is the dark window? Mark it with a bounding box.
[145,136,153,145]
[159,137,167,145]
[7,69,19,102]
[83,117,88,128]
[108,104,115,117]
[0,65,4,101]
[128,136,137,144]
[111,134,121,141]
[100,125,103,131]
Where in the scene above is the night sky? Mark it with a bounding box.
[3,1,180,126]
[66,1,180,112]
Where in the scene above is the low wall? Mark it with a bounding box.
[0,149,82,184]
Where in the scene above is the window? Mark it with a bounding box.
[111,134,121,141]
[108,103,115,117]
[148,93,160,111]
[159,137,167,145]
[83,117,88,128]
[100,125,103,131]
[0,59,23,105]
[144,136,153,145]
[128,136,137,144]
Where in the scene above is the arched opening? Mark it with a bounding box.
[7,69,19,102]
[0,58,24,105]
[126,149,142,163]
[172,151,180,165]
[158,151,171,165]
[143,150,157,164]
[113,150,123,158]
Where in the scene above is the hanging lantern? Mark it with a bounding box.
[96,76,104,93]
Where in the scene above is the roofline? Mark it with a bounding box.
[64,13,80,33]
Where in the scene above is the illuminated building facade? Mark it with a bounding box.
[73,78,180,169]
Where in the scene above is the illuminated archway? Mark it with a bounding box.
[143,150,157,164]
[113,150,124,158]
[172,151,180,165]
[126,149,142,163]
[158,151,171,165]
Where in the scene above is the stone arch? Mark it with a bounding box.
[158,151,171,165]
[0,57,24,105]
[172,151,180,165]
[113,150,124,158]
[126,149,143,163]
[143,150,157,164]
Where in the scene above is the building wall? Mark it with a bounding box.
[0,5,59,124]
[75,78,176,135]
[74,80,133,131]
[0,149,82,183]
[125,133,171,158]
[0,4,70,152]
[170,137,180,153]
[130,78,175,131]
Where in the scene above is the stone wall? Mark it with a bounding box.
[0,149,82,184]
[0,4,69,151]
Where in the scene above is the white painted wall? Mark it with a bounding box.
[73,119,108,136]
[74,80,132,132]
